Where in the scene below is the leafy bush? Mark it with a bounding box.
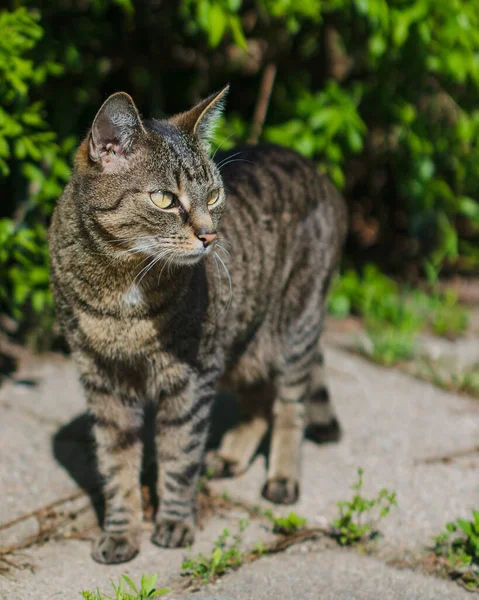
[265,82,366,188]
[2,0,479,337]
[0,7,72,333]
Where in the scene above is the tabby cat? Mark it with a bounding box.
[49,86,347,564]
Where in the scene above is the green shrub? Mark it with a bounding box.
[3,0,479,338]
[0,7,72,331]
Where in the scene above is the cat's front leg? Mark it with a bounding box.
[80,367,144,564]
[152,377,215,548]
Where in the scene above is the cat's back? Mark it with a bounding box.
[215,143,347,253]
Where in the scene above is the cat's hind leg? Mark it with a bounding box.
[261,363,310,505]
[205,381,272,478]
[305,345,341,443]
[262,302,322,504]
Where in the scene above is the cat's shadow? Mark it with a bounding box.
[51,392,248,525]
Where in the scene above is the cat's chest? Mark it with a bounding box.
[77,310,160,357]
[119,284,144,308]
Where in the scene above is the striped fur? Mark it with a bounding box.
[49,91,347,564]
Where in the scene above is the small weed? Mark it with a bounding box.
[328,266,398,320]
[328,266,469,365]
[361,326,417,366]
[416,359,479,398]
[80,574,169,599]
[434,510,479,590]
[181,519,249,586]
[332,468,397,546]
[253,539,266,557]
[264,510,307,535]
[427,290,469,339]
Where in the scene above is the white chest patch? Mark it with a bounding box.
[121,284,143,307]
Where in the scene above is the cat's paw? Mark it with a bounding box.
[306,417,342,444]
[91,531,140,564]
[262,477,299,505]
[204,450,240,478]
[151,519,195,548]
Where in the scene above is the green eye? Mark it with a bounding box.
[150,191,177,209]
[207,189,221,206]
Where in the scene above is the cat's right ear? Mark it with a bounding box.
[88,92,145,172]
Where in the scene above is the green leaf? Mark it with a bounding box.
[211,547,223,570]
[459,197,479,222]
[369,33,386,57]
[229,15,248,51]
[228,0,242,13]
[208,5,227,48]
[457,519,474,537]
[141,573,157,594]
[121,575,138,593]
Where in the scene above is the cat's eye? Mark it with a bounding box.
[207,189,221,206]
[150,191,177,209]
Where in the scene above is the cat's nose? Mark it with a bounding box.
[197,232,217,247]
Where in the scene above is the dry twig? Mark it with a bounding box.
[248,63,277,144]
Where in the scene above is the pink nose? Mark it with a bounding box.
[198,232,217,247]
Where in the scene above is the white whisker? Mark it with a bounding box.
[218,158,255,171]
[110,235,159,244]
[212,132,237,160]
[158,250,176,286]
[134,249,169,287]
[217,236,232,250]
[215,243,230,256]
[213,252,222,319]
[216,151,243,169]
[214,251,233,315]
[104,244,158,270]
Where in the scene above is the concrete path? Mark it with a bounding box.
[1,325,479,599]
[189,549,471,600]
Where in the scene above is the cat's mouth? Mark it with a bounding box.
[173,244,213,265]
[121,238,213,267]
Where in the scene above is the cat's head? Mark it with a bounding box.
[74,86,229,266]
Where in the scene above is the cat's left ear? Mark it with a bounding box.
[171,84,229,151]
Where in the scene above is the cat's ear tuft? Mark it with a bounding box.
[171,84,229,150]
[89,92,145,172]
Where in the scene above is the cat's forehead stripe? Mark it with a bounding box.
[145,119,212,187]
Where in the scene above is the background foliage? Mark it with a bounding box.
[1,0,479,336]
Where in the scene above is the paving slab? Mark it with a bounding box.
[210,345,479,556]
[2,338,479,598]
[185,548,471,600]
[0,403,81,527]
[0,515,266,599]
